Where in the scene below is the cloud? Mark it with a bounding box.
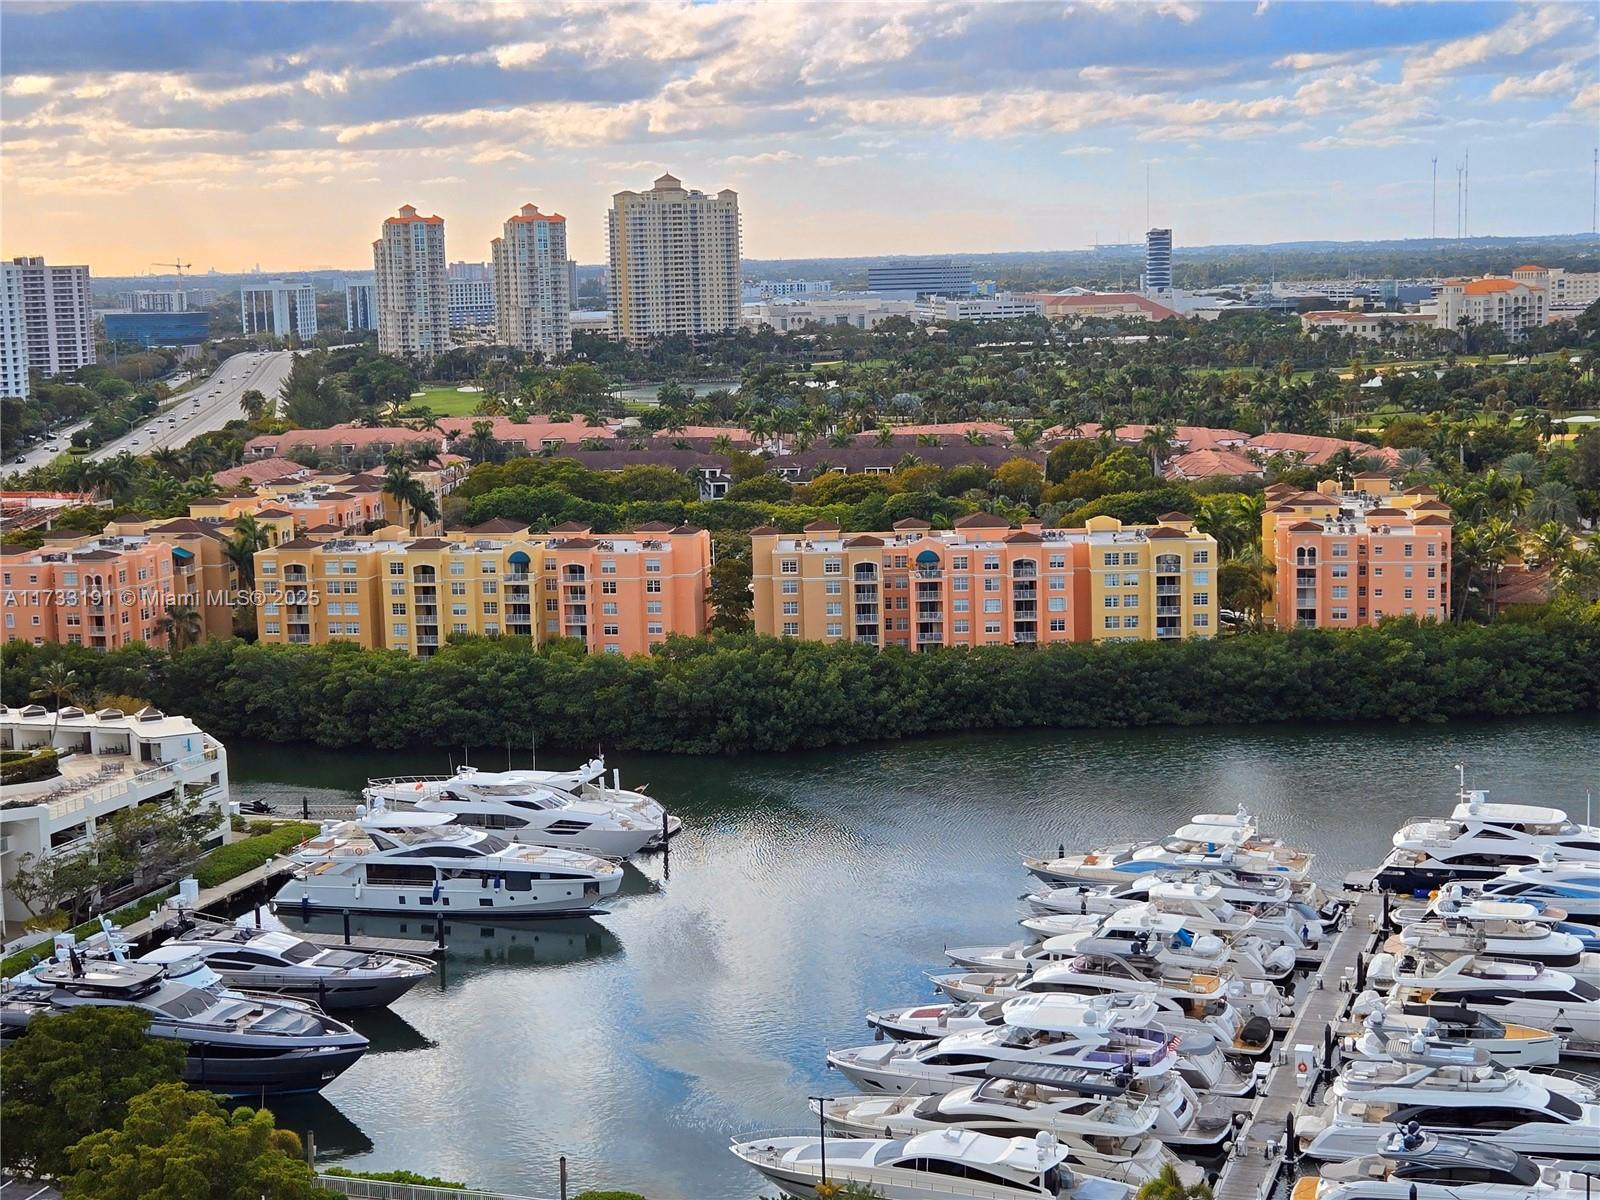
[4,74,54,96]
[814,154,866,166]
[725,150,801,165]
[1490,61,1580,101]
[1402,5,1584,83]
[419,175,464,184]
[1061,145,1113,156]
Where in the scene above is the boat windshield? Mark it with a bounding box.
[156,987,217,1019]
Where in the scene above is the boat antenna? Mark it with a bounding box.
[1454,763,1466,799]
[506,736,512,770]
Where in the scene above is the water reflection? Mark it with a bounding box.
[272,911,626,975]
[264,1093,376,1159]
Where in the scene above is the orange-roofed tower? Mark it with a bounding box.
[492,203,571,357]
[375,205,449,357]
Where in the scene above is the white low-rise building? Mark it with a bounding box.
[1511,265,1600,320]
[915,293,1044,323]
[1435,277,1547,339]
[1299,311,1437,339]
[743,296,918,332]
[0,705,230,929]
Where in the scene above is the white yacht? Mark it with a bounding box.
[1377,789,1600,893]
[1296,1043,1600,1161]
[1027,867,1326,920]
[1022,879,1321,955]
[273,813,623,918]
[1384,914,1600,986]
[1479,859,1600,924]
[1292,1129,1592,1200]
[364,769,658,858]
[1368,950,1600,1054]
[1025,809,1315,887]
[1339,1001,1561,1070]
[730,1128,1134,1200]
[813,1076,1198,1187]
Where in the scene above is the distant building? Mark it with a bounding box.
[446,260,496,329]
[1024,292,1180,323]
[607,172,741,346]
[102,309,210,347]
[915,293,1043,323]
[865,259,974,300]
[116,288,216,312]
[0,262,27,400]
[1510,265,1600,320]
[10,256,94,377]
[239,280,317,339]
[746,279,834,301]
[743,295,917,332]
[375,205,450,357]
[567,259,580,307]
[1434,277,1546,340]
[1143,229,1173,294]
[1299,311,1436,339]
[570,310,611,334]
[345,279,377,332]
[491,204,570,356]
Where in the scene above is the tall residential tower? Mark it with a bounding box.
[607,173,740,347]
[0,262,28,400]
[491,204,571,358]
[374,205,449,357]
[9,256,94,378]
[1143,228,1173,294]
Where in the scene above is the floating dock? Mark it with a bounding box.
[1212,889,1385,1200]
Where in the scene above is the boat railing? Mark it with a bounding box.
[317,1175,554,1200]
[1536,1066,1600,1090]
[366,775,454,789]
[728,1135,1039,1200]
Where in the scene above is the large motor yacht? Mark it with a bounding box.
[1024,809,1315,888]
[0,951,368,1095]
[1292,1128,1592,1200]
[813,1074,1198,1188]
[1368,950,1600,1055]
[1478,859,1600,925]
[730,1128,1135,1200]
[1027,867,1328,921]
[364,769,659,858]
[1022,879,1321,955]
[1384,911,1600,986]
[273,813,624,918]
[1376,789,1600,893]
[1296,1041,1600,1161]
[1342,995,1561,1070]
[1390,885,1600,951]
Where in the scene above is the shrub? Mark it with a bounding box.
[0,748,59,786]
[325,1168,465,1189]
[192,823,318,889]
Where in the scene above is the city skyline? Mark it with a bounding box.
[2,1,1598,274]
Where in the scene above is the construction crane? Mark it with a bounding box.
[151,259,192,289]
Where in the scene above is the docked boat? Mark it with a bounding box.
[150,915,434,1009]
[1024,809,1315,887]
[1478,859,1600,925]
[1390,885,1600,951]
[1292,1128,1591,1199]
[730,1127,1135,1200]
[1368,951,1600,1055]
[1296,1041,1600,1161]
[364,769,658,858]
[0,951,368,1095]
[1384,912,1600,986]
[813,1074,1198,1187]
[273,813,624,918]
[1342,995,1561,1070]
[1376,791,1600,894]
[1021,879,1322,954]
[1026,867,1329,920]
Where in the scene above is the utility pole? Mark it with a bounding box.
[1463,148,1469,240]
[1430,155,1438,242]
[1592,146,1597,235]
[1145,162,1151,231]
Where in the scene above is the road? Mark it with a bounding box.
[85,350,295,462]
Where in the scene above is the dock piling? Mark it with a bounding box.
[342,909,351,945]
[558,1156,567,1200]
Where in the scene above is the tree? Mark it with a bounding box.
[0,1007,185,1178]
[31,661,80,739]
[381,462,441,534]
[465,419,499,465]
[227,513,270,589]
[238,389,270,422]
[155,603,202,652]
[1136,1165,1213,1200]
[6,845,117,926]
[1138,424,1177,474]
[66,1082,323,1200]
[708,534,754,632]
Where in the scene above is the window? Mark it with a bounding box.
[1192,549,1210,564]
[825,603,842,617]
[825,580,841,595]
[452,604,467,617]
[825,623,843,637]
[824,559,842,575]
[983,557,1000,571]
[391,603,407,616]
[953,599,969,613]
[1048,556,1066,569]
[601,580,617,594]
[327,602,343,616]
[1048,618,1066,632]
[389,562,405,575]
[1331,586,1348,599]
[1105,572,1121,587]
[781,579,798,595]
[393,623,409,637]
[1104,616,1121,629]
[1104,595,1119,608]
[452,622,468,634]
[450,581,466,595]
[449,561,466,575]
[1427,588,1436,600]
[646,601,662,614]
[602,602,618,615]
[1048,597,1066,612]
[780,559,798,574]
[545,599,558,612]
[1427,543,1437,557]
[603,624,619,636]
[984,621,1001,634]
[983,577,1000,592]
[647,579,663,593]
[265,622,280,634]
[1330,608,1348,621]
[481,581,497,595]
[601,559,617,574]
[1102,552,1118,566]
[648,622,663,636]
[605,644,620,654]
[1118,552,1137,566]
[782,622,799,636]
[646,558,661,573]
[482,602,499,615]
[1331,543,1349,558]
[953,576,969,591]
[1124,615,1139,629]
[1193,613,1209,628]
[1403,588,1413,600]
[544,557,557,571]
[952,556,969,570]
[1331,565,1349,578]
[983,599,1002,613]
[1403,565,1414,578]
[1403,543,1414,557]
[1191,592,1209,607]
[953,619,969,633]
[1049,575,1065,589]
[1192,570,1209,585]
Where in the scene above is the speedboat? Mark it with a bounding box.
[813,1074,1199,1187]
[1296,1041,1600,1161]
[730,1128,1134,1200]
[272,813,623,918]
[0,950,368,1096]
[1377,790,1600,893]
[1024,809,1315,887]
[1368,951,1600,1055]
[1022,879,1321,955]
[1479,859,1600,925]
[1343,993,1561,1070]
[364,769,658,858]
[1292,1127,1592,1199]
[151,915,434,1009]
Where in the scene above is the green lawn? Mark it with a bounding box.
[408,385,488,416]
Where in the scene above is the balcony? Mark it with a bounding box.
[506,572,530,582]
[414,605,438,618]
[288,635,311,644]
[1155,584,1181,597]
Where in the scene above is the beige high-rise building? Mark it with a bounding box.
[491,203,571,358]
[373,205,449,357]
[607,172,741,346]
[10,256,94,377]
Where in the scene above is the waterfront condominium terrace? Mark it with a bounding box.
[253,521,712,657]
[751,513,1218,648]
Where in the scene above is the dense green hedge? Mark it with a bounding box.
[324,1168,464,1189]
[192,823,319,889]
[1,748,59,787]
[5,607,1593,756]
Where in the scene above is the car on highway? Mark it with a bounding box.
[13,456,25,465]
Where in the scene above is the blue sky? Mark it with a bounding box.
[2,1,1596,273]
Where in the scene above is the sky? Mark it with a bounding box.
[2,0,1597,275]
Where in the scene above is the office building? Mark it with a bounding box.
[240,280,317,340]
[1434,277,1546,339]
[0,706,229,929]
[345,278,377,331]
[10,256,95,377]
[491,204,571,357]
[1024,292,1180,323]
[568,259,580,307]
[0,262,27,400]
[751,513,1217,648]
[745,279,834,301]
[115,288,216,312]
[865,259,974,300]
[743,295,917,333]
[916,293,1044,323]
[254,521,712,657]
[607,172,741,346]
[1143,229,1173,294]
[375,205,450,357]
[1263,478,1452,628]
[102,310,210,347]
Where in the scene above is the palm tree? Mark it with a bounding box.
[239,389,270,422]
[155,603,202,652]
[1553,544,1600,602]
[227,513,270,588]
[1496,451,1542,486]
[963,429,990,446]
[1523,521,1573,567]
[711,434,736,456]
[1396,446,1431,476]
[1526,481,1578,527]
[382,463,441,535]
[466,419,499,464]
[873,426,896,448]
[30,662,80,742]
[1135,1164,1212,1200]
[1138,424,1177,475]
[1011,423,1043,451]
[1475,516,1521,617]
[149,446,186,477]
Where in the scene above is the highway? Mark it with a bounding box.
[85,349,296,462]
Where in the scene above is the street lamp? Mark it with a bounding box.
[807,1095,835,1189]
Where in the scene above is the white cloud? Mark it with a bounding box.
[815,154,866,166]
[4,75,54,96]
[725,150,801,165]
[1490,61,1579,101]
[419,175,464,184]
[1061,145,1113,156]
[1402,5,1585,83]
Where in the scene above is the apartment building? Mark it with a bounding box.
[345,279,378,331]
[1434,277,1546,339]
[10,256,95,377]
[1510,265,1600,320]
[1299,311,1437,339]
[254,522,711,657]
[491,204,571,357]
[1143,229,1173,294]
[447,261,496,329]
[375,205,450,356]
[607,173,741,346]
[115,288,216,312]
[1263,477,1452,628]
[0,261,27,399]
[751,513,1217,649]
[743,295,918,333]
[240,280,318,340]
[0,705,230,929]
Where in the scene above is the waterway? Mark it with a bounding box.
[229,717,1598,1200]
[610,379,741,406]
